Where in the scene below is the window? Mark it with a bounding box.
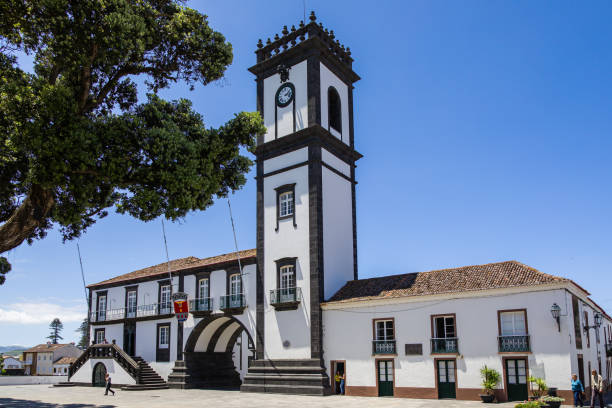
[573,295,583,349]
[433,315,456,338]
[156,323,170,362]
[159,282,171,314]
[158,326,169,349]
[275,184,296,231]
[500,311,527,336]
[198,278,209,300]
[280,265,296,290]
[97,293,107,321]
[584,311,591,348]
[279,191,294,217]
[373,319,395,354]
[95,328,105,344]
[328,86,342,135]
[126,289,137,318]
[375,320,395,341]
[230,273,242,296]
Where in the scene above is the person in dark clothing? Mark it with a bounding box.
[571,374,585,407]
[104,373,115,396]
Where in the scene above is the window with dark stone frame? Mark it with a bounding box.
[275,183,297,231]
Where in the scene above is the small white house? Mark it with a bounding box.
[53,357,77,376]
[23,343,82,376]
[2,356,24,374]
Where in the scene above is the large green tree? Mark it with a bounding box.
[0,0,265,282]
[75,318,89,348]
[47,318,64,344]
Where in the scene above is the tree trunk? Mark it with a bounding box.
[0,184,54,254]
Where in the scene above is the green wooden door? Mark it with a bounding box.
[437,360,457,399]
[506,359,528,401]
[93,363,106,387]
[377,360,394,397]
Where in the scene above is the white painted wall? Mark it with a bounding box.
[323,288,575,393]
[263,60,308,143]
[320,62,349,144]
[322,166,354,300]
[322,148,350,178]
[70,359,136,385]
[263,165,311,359]
[263,147,308,174]
[0,375,68,386]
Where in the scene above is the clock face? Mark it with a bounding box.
[275,83,295,107]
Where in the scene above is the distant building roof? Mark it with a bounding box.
[54,356,77,365]
[326,260,573,304]
[23,343,71,353]
[87,249,256,288]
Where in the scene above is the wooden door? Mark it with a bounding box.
[123,321,136,356]
[505,359,528,401]
[437,360,457,399]
[377,360,394,397]
[93,363,106,387]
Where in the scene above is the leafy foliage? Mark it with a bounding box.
[76,318,90,349]
[0,256,10,284]
[514,402,543,408]
[47,318,64,344]
[480,365,501,395]
[0,0,265,283]
[528,376,548,398]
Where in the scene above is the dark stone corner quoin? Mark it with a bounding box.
[242,11,359,396]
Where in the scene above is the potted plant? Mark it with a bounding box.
[479,365,501,403]
[514,402,543,408]
[528,376,548,400]
[539,395,565,408]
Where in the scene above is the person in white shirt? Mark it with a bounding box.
[590,370,604,408]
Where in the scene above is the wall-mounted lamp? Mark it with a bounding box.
[551,303,561,332]
[584,312,603,331]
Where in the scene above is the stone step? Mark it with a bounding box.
[52,382,77,387]
[246,366,326,374]
[121,384,169,391]
[240,383,330,396]
[248,359,324,368]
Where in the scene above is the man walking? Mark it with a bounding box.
[572,374,585,407]
[104,373,115,396]
[590,370,604,408]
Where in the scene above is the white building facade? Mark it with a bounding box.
[69,13,612,404]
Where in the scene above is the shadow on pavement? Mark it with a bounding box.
[0,398,115,408]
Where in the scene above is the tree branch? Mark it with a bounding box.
[0,184,54,254]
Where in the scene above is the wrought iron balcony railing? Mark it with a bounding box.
[431,337,459,354]
[220,294,246,310]
[498,335,531,352]
[89,302,173,322]
[188,297,213,312]
[373,340,396,355]
[270,287,301,306]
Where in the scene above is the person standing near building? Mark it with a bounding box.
[334,371,341,394]
[340,372,346,395]
[590,370,604,408]
[104,373,115,396]
[571,374,585,407]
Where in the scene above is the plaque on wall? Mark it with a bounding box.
[405,343,423,355]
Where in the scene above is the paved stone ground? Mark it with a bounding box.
[0,385,520,408]
[1,385,611,408]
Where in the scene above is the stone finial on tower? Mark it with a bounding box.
[309,11,316,22]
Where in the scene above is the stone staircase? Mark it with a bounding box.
[121,357,168,391]
[240,359,331,395]
[168,351,241,389]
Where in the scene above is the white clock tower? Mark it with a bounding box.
[241,12,361,395]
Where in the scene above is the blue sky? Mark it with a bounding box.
[1,0,611,347]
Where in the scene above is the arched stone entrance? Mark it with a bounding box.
[182,315,254,389]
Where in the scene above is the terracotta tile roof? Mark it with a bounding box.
[87,249,256,288]
[326,260,570,304]
[54,356,78,365]
[23,344,70,353]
